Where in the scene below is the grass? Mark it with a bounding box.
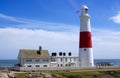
[4,68,120,78]
[55,71,105,78]
[15,73,26,78]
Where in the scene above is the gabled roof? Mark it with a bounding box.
[19,49,51,59]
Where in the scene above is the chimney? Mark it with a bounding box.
[63,52,66,56]
[38,46,42,54]
[59,52,62,56]
[68,52,71,56]
[52,52,57,56]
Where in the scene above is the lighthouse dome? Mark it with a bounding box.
[81,5,89,15]
[82,5,88,10]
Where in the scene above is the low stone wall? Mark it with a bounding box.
[1,66,119,71]
[13,66,96,71]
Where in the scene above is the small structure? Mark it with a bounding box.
[96,62,114,68]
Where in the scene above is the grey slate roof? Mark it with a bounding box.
[19,49,51,59]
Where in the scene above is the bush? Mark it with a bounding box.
[67,74,82,78]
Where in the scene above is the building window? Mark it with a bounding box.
[61,64,63,67]
[35,59,40,62]
[65,58,67,62]
[51,58,56,62]
[66,64,67,67]
[60,58,62,62]
[36,65,40,67]
[70,58,71,62]
[27,65,31,67]
[43,59,49,62]
[46,59,49,62]
[26,60,28,62]
[68,64,71,67]
[43,65,47,67]
[29,59,32,62]
[43,59,45,61]
[26,59,32,62]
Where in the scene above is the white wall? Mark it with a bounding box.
[51,56,78,67]
[21,58,51,67]
[19,56,78,68]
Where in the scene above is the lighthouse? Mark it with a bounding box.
[79,5,94,67]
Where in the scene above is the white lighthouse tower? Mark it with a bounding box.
[79,5,94,67]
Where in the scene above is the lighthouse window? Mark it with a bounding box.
[84,49,86,51]
[85,8,88,13]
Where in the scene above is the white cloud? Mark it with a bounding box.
[92,28,120,59]
[110,11,120,24]
[0,28,79,59]
[1,27,120,59]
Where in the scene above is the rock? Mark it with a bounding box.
[0,73,9,78]
[8,72,15,78]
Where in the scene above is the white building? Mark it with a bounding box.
[51,52,78,67]
[18,46,51,68]
[17,46,78,69]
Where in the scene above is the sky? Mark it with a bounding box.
[0,0,120,59]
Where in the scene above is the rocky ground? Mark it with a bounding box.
[0,72,8,78]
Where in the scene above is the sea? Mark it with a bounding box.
[0,59,120,67]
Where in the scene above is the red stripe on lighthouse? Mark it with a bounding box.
[79,32,92,48]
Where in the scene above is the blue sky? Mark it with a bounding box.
[0,0,120,59]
